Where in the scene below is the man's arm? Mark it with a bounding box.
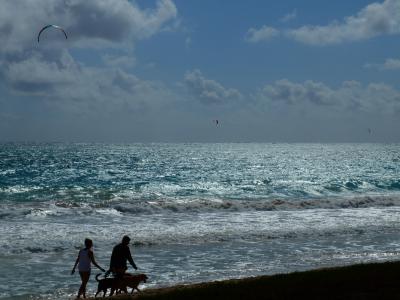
[126,247,137,270]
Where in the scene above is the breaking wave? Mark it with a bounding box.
[1,195,400,220]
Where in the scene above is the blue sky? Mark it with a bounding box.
[0,0,400,142]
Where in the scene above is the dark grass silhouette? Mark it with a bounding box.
[93,261,400,300]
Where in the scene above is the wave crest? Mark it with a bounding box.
[110,195,400,214]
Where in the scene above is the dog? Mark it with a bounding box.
[109,273,148,296]
[95,273,126,297]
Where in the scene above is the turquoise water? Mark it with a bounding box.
[1,143,400,299]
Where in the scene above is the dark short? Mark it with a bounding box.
[111,267,127,278]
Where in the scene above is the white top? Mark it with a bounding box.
[78,249,91,272]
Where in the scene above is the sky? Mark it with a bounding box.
[0,0,400,142]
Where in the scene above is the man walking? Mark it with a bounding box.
[108,235,138,278]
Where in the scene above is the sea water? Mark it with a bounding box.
[1,143,400,299]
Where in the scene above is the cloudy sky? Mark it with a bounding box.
[1,0,400,142]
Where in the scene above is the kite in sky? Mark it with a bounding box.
[37,25,68,43]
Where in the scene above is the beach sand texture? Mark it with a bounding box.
[94,261,400,300]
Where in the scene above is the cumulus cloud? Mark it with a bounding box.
[286,0,400,45]
[365,58,400,70]
[183,69,242,104]
[0,0,178,113]
[0,0,178,53]
[256,79,400,114]
[245,26,280,43]
[5,52,77,95]
[4,50,173,115]
[260,79,335,106]
[65,0,177,47]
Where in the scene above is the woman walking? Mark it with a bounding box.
[71,238,105,298]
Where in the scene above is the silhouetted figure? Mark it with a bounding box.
[108,235,138,279]
[71,238,105,299]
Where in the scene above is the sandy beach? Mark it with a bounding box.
[93,261,400,300]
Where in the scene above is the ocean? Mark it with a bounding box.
[1,143,400,299]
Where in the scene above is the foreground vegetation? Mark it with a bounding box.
[96,261,400,300]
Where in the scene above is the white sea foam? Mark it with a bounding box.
[1,185,41,194]
[2,205,400,254]
[1,143,400,299]
[2,204,400,299]
[1,195,400,222]
[96,195,400,214]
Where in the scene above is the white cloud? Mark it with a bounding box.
[5,52,77,95]
[256,79,400,114]
[3,50,175,117]
[183,69,242,104]
[286,0,400,45]
[102,54,136,68]
[0,0,179,113]
[259,79,334,106]
[381,58,400,69]
[280,9,297,23]
[0,0,178,54]
[365,58,400,70]
[245,26,279,43]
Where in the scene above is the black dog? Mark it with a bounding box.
[94,273,121,297]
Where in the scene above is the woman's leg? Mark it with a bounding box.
[78,272,90,298]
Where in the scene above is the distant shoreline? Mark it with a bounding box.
[94,261,400,300]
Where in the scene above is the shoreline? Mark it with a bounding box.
[93,261,400,300]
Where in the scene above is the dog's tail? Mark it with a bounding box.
[95,273,102,282]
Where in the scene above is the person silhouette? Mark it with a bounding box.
[71,238,105,298]
[107,235,138,279]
